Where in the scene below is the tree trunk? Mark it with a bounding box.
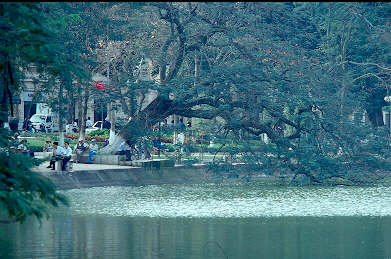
[109,101,115,143]
[58,81,64,146]
[77,86,82,133]
[100,96,173,153]
[0,63,9,128]
[79,84,89,140]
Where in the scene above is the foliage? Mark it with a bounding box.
[4,2,391,187]
[0,129,68,223]
[108,2,391,185]
[0,3,69,223]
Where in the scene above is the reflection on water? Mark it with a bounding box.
[1,182,391,258]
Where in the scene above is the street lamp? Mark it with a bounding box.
[383,95,391,132]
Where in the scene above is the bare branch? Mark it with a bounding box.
[348,61,391,71]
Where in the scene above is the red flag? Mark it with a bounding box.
[93,81,106,90]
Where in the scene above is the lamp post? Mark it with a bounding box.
[384,95,391,133]
[158,121,161,158]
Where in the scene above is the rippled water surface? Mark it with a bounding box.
[2,181,391,259]
[64,181,391,217]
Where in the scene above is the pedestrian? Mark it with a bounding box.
[70,119,78,133]
[178,119,186,131]
[103,119,111,129]
[86,117,93,128]
[88,139,99,163]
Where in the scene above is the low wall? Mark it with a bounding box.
[49,165,215,190]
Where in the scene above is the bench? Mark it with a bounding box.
[55,159,73,172]
[72,153,126,165]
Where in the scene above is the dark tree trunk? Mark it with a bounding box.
[368,109,384,127]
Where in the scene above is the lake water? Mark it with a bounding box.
[2,181,391,258]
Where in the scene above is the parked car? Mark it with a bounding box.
[30,113,58,133]
[85,121,103,133]
[86,120,123,133]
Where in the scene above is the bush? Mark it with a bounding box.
[86,129,110,137]
[29,144,43,152]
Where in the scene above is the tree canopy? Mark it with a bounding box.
[2,2,391,223]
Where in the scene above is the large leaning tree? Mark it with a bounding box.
[99,2,391,184]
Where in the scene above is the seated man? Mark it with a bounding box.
[116,140,132,161]
[17,139,34,157]
[62,141,73,170]
[43,139,52,152]
[73,139,89,163]
[152,136,161,155]
[47,141,66,170]
[88,139,99,163]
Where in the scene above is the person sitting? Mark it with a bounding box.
[26,120,34,133]
[17,139,33,157]
[86,117,93,128]
[43,139,52,152]
[116,140,132,161]
[88,139,99,163]
[62,141,73,171]
[103,138,109,147]
[73,139,89,163]
[142,142,151,160]
[47,141,66,170]
[152,136,161,155]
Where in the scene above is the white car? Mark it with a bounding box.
[85,121,103,133]
[30,114,58,132]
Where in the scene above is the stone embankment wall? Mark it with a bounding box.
[50,165,215,190]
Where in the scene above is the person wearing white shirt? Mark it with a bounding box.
[47,141,66,170]
[86,117,93,128]
[62,141,73,170]
[88,139,99,163]
[116,140,132,161]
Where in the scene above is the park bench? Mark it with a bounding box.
[54,158,73,172]
[72,153,127,165]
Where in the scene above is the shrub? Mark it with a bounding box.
[29,144,43,152]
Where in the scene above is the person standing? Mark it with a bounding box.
[88,139,99,163]
[62,141,72,170]
[72,119,78,133]
[86,117,93,128]
[178,119,186,131]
